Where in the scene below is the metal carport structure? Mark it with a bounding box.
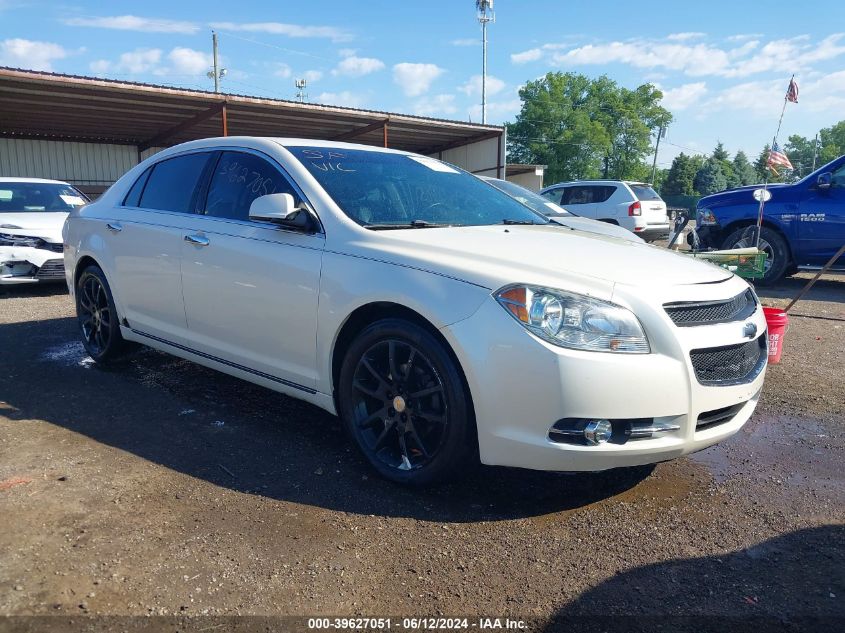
[0,67,506,195]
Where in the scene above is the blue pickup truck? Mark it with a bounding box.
[693,154,845,284]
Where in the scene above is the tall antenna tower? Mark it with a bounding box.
[476,0,495,124]
[295,79,308,103]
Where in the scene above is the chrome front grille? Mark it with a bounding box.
[36,258,65,280]
[664,289,756,326]
[689,336,767,385]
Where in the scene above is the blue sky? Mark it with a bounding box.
[1,0,844,169]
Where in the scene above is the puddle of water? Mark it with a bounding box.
[691,414,843,494]
[40,341,94,369]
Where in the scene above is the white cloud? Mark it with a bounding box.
[209,21,352,42]
[332,55,385,77]
[520,33,845,78]
[338,48,357,58]
[303,70,323,82]
[167,47,211,75]
[393,62,444,97]
[659,82,708,110]
[707,71,845,116]
[459,74,505,97]
[468,98,522,124]
[511,48,542,64]
[315,91,366,108]
[666,32,706,41]
[451,38,478,47]
[64,15,198,34]
[0,38,68,71]
[412,94,457,117]
[274,63,292,78]
[87,47,211,77]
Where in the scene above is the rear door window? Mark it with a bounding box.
[592,185,617,203]
[561,186,593,205]
[139,153,212,213]
[630,184,662,201]
[203,151,298,222]
[123,168,151,207]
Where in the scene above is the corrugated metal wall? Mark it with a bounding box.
[0,139,138,186]
[0,136,502,191]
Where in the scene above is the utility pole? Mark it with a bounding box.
[476,1,495,124]
[812,133,819,171]
[207,31,227,93]
[651,125,666,185]
[212,31,220,93]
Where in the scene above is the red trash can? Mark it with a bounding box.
[763,307,789,364]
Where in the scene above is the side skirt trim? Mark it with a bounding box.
[130,328,317,395]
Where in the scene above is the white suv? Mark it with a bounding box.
[540,180,670,241]
[63,138,767,486]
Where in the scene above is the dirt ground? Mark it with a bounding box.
[1,272,843,632]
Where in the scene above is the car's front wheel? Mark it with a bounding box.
[75,265,128,363]
[337,318,474,486]
[722,225,790,285]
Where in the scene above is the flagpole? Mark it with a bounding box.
[755,74,794,249]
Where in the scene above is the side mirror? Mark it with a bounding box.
[817,172,832,190]
[249,193,313,230]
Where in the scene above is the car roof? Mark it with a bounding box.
[150,136,416,158]
[0,177,72,185]
[541,180,653,189]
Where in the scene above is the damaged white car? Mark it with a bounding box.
[0,178,88,285]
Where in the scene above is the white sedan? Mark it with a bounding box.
[63,138,768,485]
[1,178,88,285]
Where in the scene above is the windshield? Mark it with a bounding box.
[484,178,571,217]
[288,147,548,228]
[630,184,662,201]
[0,182,88,213]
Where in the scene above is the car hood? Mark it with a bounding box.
[0,212,67,243]
[362,223,733,296]
[698,183,790,207]
[549,216,642,242]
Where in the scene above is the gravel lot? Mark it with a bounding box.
[1,272,843,632]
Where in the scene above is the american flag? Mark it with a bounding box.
[786,77,799,103]
[767,142,794,174]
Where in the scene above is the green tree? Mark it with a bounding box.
[711,141,739,188]
[818,121,845,164]
[694,158,728,195]
[506,72,672,185]
[663,152,703,195]
[732,150,758,186]
[784,134,816,177]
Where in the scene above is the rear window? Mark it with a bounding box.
[630,184,662,201]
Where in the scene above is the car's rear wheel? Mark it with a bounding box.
[722,226,790,285]
[75,265,128,363]
[337,318,473,486]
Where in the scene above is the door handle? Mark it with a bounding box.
[184,234,210,247]
[106,222,122,233]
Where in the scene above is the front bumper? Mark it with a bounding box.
[0,245,66,285]
[441,276,767,472]
[689,224,722,249]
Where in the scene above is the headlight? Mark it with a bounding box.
[0,233,42,248]
[495,284,650,353]
[697,208,717,226]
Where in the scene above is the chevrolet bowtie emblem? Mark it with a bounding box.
[743,322,758,339]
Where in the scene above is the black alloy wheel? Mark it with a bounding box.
[75,265,127,362]
[338,319,473,485]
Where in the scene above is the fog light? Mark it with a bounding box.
[584,419,612,445]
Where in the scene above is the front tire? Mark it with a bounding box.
[337,318,474,486]
[722,225,790,285]
[75,265,128,363]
